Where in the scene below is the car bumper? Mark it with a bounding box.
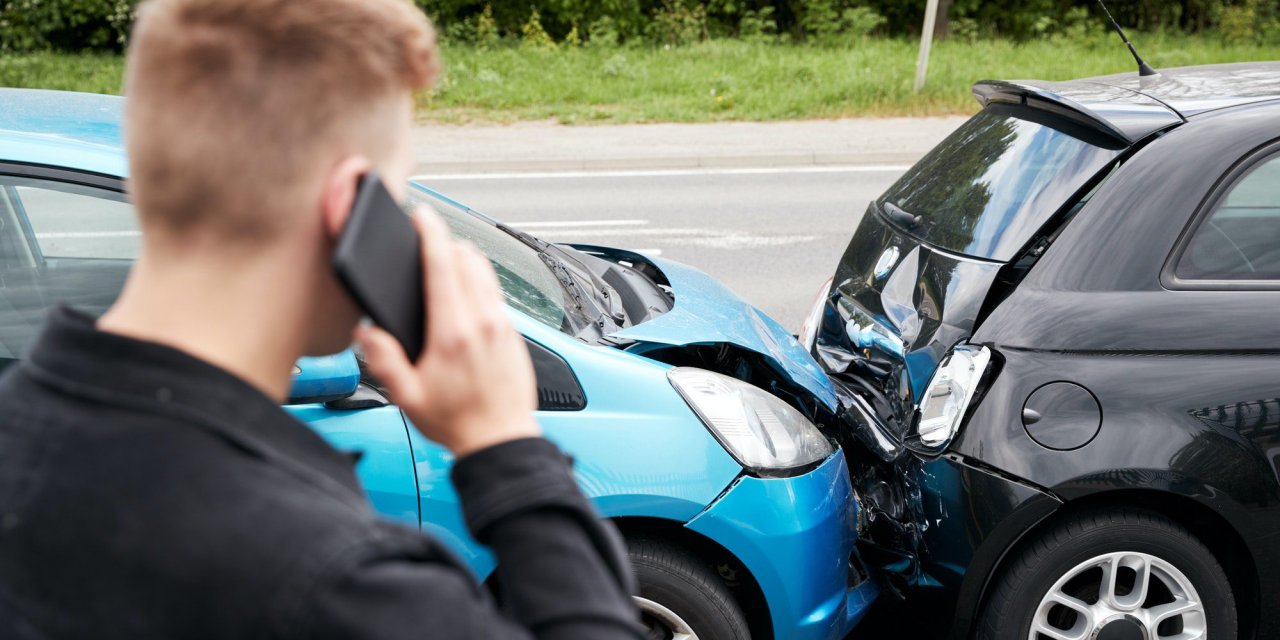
[686,449,879,640]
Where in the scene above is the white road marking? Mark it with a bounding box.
[512,219,647,229]
[35,231,140,239]
[413,165,910,182]
[29,221,785,253]
[534,227,817,249]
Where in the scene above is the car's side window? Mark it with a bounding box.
[1176,153,1280,281]
[0,175,134,361]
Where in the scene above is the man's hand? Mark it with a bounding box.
[357,208,541,457]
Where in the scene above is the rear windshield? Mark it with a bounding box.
[878,106,1123,261]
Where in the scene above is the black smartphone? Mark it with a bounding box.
[333,173,425,360]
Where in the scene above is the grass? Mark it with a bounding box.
[0,52,125,95]
[4,34,1279,124]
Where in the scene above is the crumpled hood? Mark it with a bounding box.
[608,256,838,412]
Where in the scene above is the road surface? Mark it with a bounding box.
[20,164,910,332]
[416,165,908,331]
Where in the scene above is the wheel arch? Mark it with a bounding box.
[971,488,1259,640]
[612,516,774,640]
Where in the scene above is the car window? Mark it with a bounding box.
[1176,154,1280,281]
[0,176,133,360]
[878,107,1123,261]
[406,186,574,334]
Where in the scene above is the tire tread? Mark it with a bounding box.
[627,536,751,640]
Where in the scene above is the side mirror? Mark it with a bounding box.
[287,350,360,405]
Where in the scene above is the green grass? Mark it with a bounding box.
[0,52,125,95]
[4,34,1278,124]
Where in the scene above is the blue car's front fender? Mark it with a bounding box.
[687,449,878,640]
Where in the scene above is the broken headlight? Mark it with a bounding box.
[798,276,834,352]
[910,345,991,454]
[668,367,833,474]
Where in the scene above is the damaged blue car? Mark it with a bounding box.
[0,88,878,640]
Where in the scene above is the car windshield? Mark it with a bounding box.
[407,185,575,333]
[878,107,1123,261]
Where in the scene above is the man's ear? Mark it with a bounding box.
[321,155,373,241]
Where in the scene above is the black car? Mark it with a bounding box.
[800,62,1280,640]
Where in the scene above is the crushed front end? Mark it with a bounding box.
[799,198,1005,597]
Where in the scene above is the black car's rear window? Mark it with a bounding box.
[878,107,1123,261]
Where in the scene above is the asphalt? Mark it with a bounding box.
[417,165,908,331]
[413,116,965,330]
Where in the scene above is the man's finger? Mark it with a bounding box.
[356,324,425,409]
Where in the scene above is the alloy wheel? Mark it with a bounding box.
[1031,551,1206,640]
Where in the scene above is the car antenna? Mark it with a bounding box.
[1094,0,1158,77]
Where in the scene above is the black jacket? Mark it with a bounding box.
[0,307,644,639]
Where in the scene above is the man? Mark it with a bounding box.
[0,0,643,638]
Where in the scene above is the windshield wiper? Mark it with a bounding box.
[497,222,627,325]
[496,222,548,251]
[496,223,587,308]
[496,222,624,335]
[882,201,924,230]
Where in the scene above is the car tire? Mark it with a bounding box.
[977,507,1236,640]
[628,537,751,640]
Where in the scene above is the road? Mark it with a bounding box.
[21,164,909,332]
[415,165,908,332]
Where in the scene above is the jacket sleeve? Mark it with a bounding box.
[297,437,645,640]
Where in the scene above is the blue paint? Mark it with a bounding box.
[0,89,128,177]
[288,350,360,402]
[687,449,878,640]
[286,404,421,528]
[403,312,748,578]
[608,256,838,412]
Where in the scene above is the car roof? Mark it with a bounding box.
[1067,61,1280,118]
[0,89,127,178]
[974,61,1280,147]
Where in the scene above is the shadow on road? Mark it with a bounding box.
[845,592,955,639]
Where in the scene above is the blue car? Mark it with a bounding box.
[0,89,878,640]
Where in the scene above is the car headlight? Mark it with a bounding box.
[910,345,991,453]
[668,367,834,474]
[798,276,834,352]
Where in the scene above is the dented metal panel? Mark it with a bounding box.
[606,253,840,413]
[817,205,1002,436]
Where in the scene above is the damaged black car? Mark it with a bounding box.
[800,62,1280,640]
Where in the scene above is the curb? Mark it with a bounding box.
[414,151,921,175]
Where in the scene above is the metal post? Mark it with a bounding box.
[914,0,940,93]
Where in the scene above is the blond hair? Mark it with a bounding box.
[124,0,438,243]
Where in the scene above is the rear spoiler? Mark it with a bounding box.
[973,80,1181,148]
